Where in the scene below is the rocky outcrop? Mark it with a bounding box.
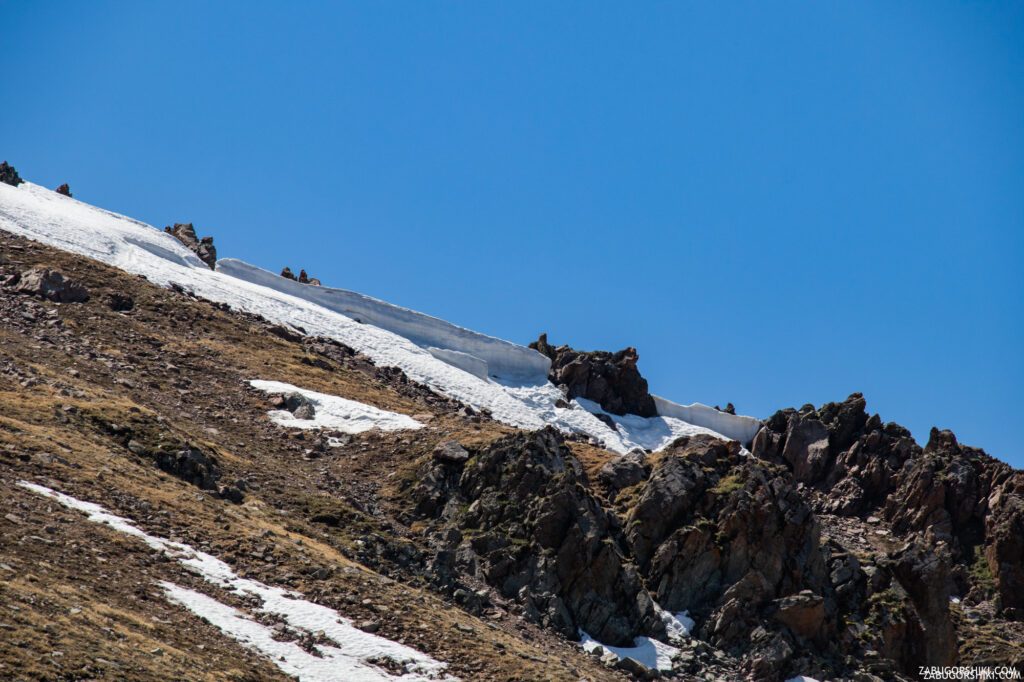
[412,428,664,645]
[281,267,297,281]
[752,393,921,515]
[163,223,217,269]
[0,161,23,187]
[8,267,90,303]
[754,392,1024,625]
[529,334,657,417]
[622,435,834,676]
[55,183,72,197]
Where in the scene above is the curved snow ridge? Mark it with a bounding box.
[0,181,757,453]
[218,258,550,383]
[653,396,762,445]
[17,481,457,682]
[249,380,424,433]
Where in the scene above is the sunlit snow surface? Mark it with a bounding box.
[579,606,694,672]
[17,481,456,682]
[0,182,760,453]
[249,379,424,433]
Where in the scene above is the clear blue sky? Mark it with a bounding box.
[3,2,1022,466]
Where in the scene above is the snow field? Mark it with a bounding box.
[0,181,761,453]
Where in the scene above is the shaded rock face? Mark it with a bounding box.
[889,540,957,667]
[55,183,72,197]
[163,223,217,269]
[985,477,1024,615]
[0,161,23,187]
[9,268,90,303]
[412,428,663,646]
[529,333,657,417]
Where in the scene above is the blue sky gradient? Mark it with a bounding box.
[3,2,1022,465]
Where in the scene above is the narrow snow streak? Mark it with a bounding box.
[0,181,760,453]
[17,481,456,682]
[249,379,423,434]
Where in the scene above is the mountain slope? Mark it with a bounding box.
[1,176,1022,681]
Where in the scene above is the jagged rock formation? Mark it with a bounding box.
[163,223,217,269]
[753,393,1024,620]
[529,333,657,417]
[408,394,1023,679]
[280,266,297,280]
[0,161,24,187]
[55,183,72,197]
[413,428,664,646]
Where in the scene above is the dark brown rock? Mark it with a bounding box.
[0,161,23,187]
[164,223,217,269]
[55,183,72,197]
[280,267,297,281]
[529,333,657,417]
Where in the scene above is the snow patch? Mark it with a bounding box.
[657,606,694,642]
[579,630,679,672]
[17,481,456,682]
[785,677,822,682]
[249,380,423,434]
[578,603,691,672]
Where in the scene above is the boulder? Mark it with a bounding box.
[529,333,657,417]
[598,450,649,490]
[280,267,297,281]
[772,592,826,641]
[55,183,72,197]
[283,392,316,420]
[11,268,89,303]
[433,440,470,464]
